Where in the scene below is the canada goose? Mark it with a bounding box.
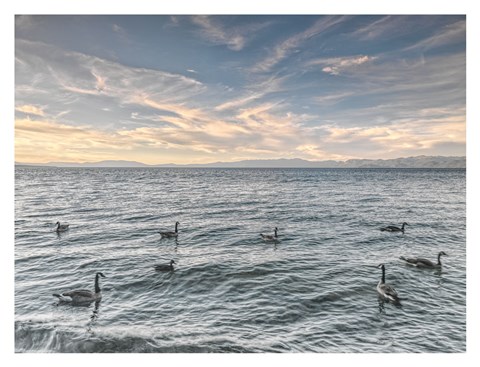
[55,221,69,232]
[380,222,408,233]
[53,272,106,303]
[260,227,278,241]
[155,260,175,272]
[159,222,179,238]
[400,251,447,268]
[376,264,400,303]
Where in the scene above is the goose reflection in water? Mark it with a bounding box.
[157,235,179,252]
[55,229,68,239]
[53,295,102,334]
[86,300,101,335]
[378,297,386,314]
[377,295,403,312]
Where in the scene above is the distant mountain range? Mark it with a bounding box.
[15,156,466,168]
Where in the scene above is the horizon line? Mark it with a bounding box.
[14,155,466,168]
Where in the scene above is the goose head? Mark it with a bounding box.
[96,272,106,278]
[439,251,447,257]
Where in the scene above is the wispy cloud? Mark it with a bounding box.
[307,55,377,76]
[112,23,130,43]
[294,144,350,161]
[15,104,45,116]
[214,73,288,112]
[15,118,133,163]
[16,39,205,115]
[351,16,406,41]
[92,70,107,92]
[320,113,465,158]
[404,20,466,51]
[214,93,263,112]
[341,52,464,101]
[191,16,270,51]
[314,92,354,105]
[303,51,465,124]
[252,16,349,73]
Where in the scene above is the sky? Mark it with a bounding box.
[15,15,466,164]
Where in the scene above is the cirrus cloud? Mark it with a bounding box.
[15,104,45,116]
[307,55,377,76]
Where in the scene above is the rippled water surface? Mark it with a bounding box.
[15,167,466,352]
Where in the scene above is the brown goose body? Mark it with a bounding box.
[376,264,400,303]
[160,222,179,238]
[53,272,106,303]
[260,227,278,242]
[400,251,447,268]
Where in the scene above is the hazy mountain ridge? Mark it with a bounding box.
[16,156,466,168]
[28,160,151,168]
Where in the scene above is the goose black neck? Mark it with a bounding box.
[95,274,101,293]
[437,253,443,265]
[381,266,386,284]
[175,222,179,233]
[274,229,278,237]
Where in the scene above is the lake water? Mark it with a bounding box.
[14,167,466,352]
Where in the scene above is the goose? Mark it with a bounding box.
[380,222,408,233]
[55,221,69,232]
[155,260,175,272]
[260,227,278,242]
[53,272,106,303]
[400,251,447,268]
[159,222,179,238]
[376,264,400,303]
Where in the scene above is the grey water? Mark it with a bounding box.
[14,167,466,353]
